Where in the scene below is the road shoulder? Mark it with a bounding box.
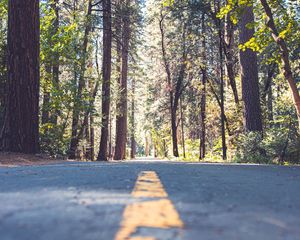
[0,152,69,167]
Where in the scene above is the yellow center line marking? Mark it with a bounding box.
[115,171,184,240]
[132,171,168,198]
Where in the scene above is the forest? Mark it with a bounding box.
[0,0,299,164]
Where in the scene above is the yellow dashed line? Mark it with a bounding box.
[115,171,184,240]
[132,171,168,198]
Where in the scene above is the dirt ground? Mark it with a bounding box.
[0,152,69,167]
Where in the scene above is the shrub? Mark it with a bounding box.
[234,128,300,164]
[234,132,269,164]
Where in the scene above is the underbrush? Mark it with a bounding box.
[40,123,69,157]
[175,126,300,165]
[234,128,300,164]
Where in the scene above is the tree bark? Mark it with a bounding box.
[145,135,149,157]
[224,13,239,105]
[180,97,185,158]
[112,4,122,160]
[51,0,60,124]
[219,25,227,160]
[115,0,131,160]
[199,68,207,160]
[260,0,300,131]
[0,0,40,153]
[267,83,273,122]
[90,113,95,161]
[130,77,136,159]
[0,33,6,128]
[98,0,112,161]
[262,63,276,123]
[159,12,187,158]
[208,78,232,136]
[172,50,187,158]
[199,13,207,160]
[109,114,112,159]
[239,6,263,132]
[159,11,178,157]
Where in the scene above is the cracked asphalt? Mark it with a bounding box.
[1,159,300,240]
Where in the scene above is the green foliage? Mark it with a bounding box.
[162,0,174,7]
[235,91,300,165]
[40,123,70,156]
[179,139,199,161]
[234,132,269,163]
[0,0,7,16]
[219,0,300,66]
[234,127,300,164]
[150,128,171,158]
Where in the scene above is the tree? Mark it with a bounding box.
[0,0,7,128]
[130,76,136,159]
[199,13,207,160]
[224,12,239,105]
[98,0,112,161]
[159,9,188,158]
[0,0,40,153]
[115,0,131,160]
[239,6,263,132]
[68,0,93,159]
[260,0,300,131]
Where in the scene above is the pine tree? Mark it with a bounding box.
[0,0,40,153]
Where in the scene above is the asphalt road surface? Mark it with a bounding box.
[1,159,300,240]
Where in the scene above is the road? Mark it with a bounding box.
[1,159,300,240]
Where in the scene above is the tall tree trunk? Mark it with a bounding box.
[69,0,93,159]
[180,97,185,158]
[267,83,273,122]
[73,33,100,162]
[170,109,179,157]
[51,0,60,124]
[98,0,112,161]
[224,13,239,105]
[90,113,95,161]
[145,135,149,157]
[0,36,6,128]
[239,6,263,132]
[159,12,187,158]
[262,63,276,123]
[219,26,227,160]
[208,78,232,136]
[109,114,112,159]
[199,67,207,160]
[159,11,177,157]
[0,0,40,153]
[260,0,300,131]
[113,5,122,160]
[199,13,207,160]
[84,117,90,160]
[171,53,186,158]
[115,0,130,160]
[130,77,136,159]
[163,139,168,158]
